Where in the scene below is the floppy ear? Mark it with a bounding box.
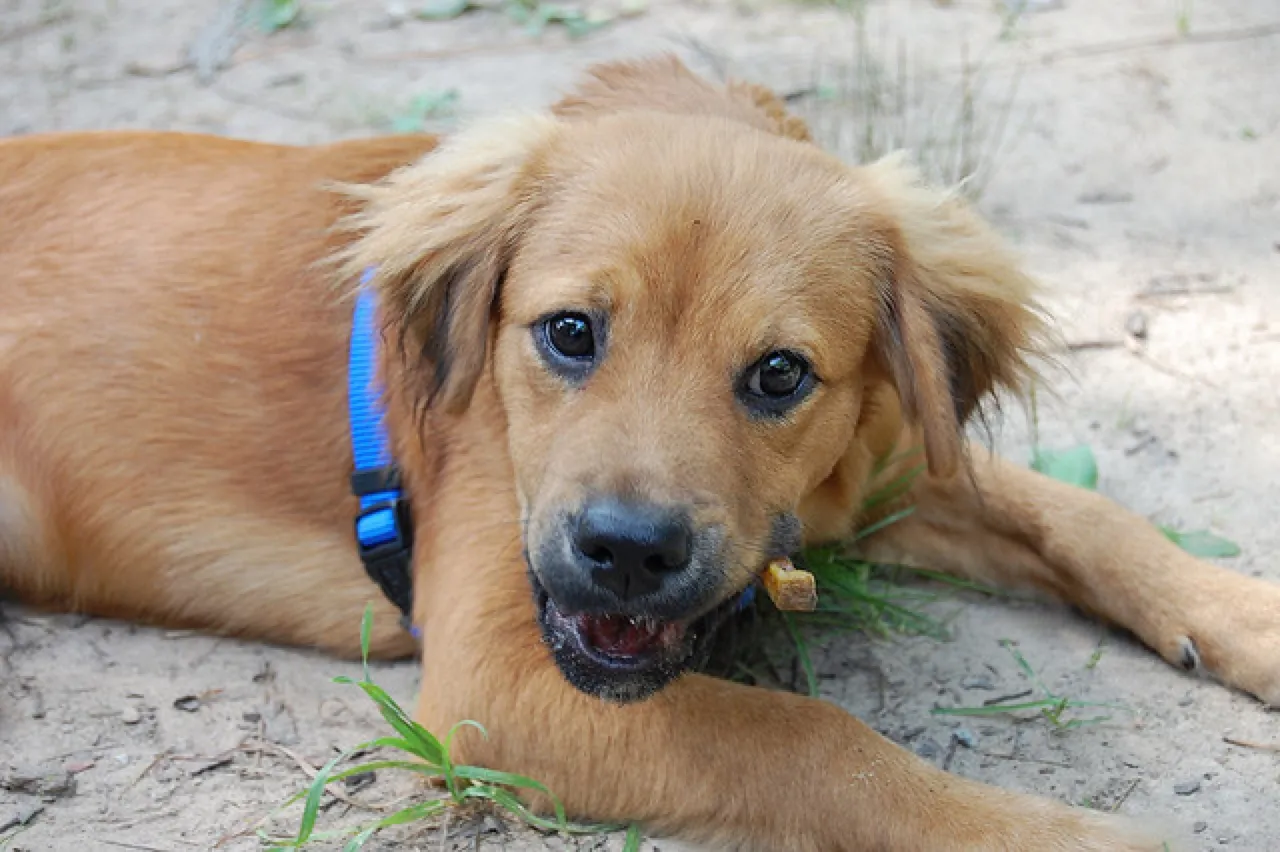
[863,154,1046,479]
[336,114,561,413]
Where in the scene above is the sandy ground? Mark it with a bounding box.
[2,0,1279,849]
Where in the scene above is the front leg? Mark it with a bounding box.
[411,539,1162,851]
[857,447,1280,706]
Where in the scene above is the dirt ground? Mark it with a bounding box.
[2,0,1279,849]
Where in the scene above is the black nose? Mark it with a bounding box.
[573,499,692,601]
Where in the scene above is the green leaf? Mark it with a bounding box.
[467,785,567,832]
[368,799,448,830]
[849,505,916,542]
[861,462,926,513]
[416,0,472,20]
[341,826,378,852]
[1160,527,1241,558]
[324,760,441,784]
[360,602,373,683]
[623,824,644,852]
[346,680,446,765]
[258,0,301,33]
[1031,444,1098,490]
[389,114,423,134]
[293,750,351,844]
[780,613,818,698]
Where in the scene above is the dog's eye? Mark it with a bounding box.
[740,350,815,416]
[751,352,807,397]
[544,313,595,360]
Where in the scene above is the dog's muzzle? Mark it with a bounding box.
[526,496,742,703]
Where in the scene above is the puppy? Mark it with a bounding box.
[2,56,1277,850]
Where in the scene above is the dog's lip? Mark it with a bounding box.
[529,572,739,674]
[540,593,688,671]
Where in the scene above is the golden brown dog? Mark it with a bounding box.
[2,56,1277,850]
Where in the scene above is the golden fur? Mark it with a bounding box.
[3,56,1278,850]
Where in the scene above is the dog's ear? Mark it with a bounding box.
[862,154,1045,479]
[337,114,560,413]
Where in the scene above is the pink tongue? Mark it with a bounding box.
[580,615,677,656]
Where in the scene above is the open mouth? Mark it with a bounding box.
[529,571,745,703]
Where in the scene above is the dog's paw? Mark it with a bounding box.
[1154,570,1280,706]
[996,795,1176,852]
[933,783,1176,852]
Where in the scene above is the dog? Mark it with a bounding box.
[2,55,1277,851]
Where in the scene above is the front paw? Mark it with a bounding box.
[1156,570,1280,706]
[936,786,1174,852]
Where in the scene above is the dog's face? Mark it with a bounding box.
[347,89,1037,703]
[494,118,888,701]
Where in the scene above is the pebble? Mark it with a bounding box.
[173,695,201,713]
[915,738,942,760]
[120,705,142,725]
[0,769,76,799]
[1125,310,1149,340]
[952,728,977,748]
[1194,822,1208,834]
[961,675,995,691]
[343,771,376,793]
[1173,779,1202,796]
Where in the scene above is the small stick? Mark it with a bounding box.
[762,558,818,612]
[1224,736,1280,753]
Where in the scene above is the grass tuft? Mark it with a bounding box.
[791,2,1026,201]
[932,640,1127,731]
[262,604,640,850]
[416,0,632,38]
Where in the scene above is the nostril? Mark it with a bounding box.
[573,499,693,599]
[644,552,681,575]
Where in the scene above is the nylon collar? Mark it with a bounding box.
[348,268,416,631]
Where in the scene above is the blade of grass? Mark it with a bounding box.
[288,750,354,846]
[849,506,916,543]
[780,612,819,697]
[360,603,373,683]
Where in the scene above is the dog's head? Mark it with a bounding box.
[341,58,1041,703]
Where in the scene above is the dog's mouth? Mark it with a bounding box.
[559,608,687,659]
[529,572,744,704]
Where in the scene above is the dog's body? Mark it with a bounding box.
[2,58,1278,850]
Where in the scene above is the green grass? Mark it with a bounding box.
[257,0,302,33]
[933,640,1128,731]
[386,90,462,134]
[414,0,629,37]
[718,450,996,697]
[262,605,642,850]
[259,0,638,39]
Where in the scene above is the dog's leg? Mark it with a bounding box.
[857,448,1280,706]
[410,537,1161,851]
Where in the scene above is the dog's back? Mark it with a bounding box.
[0,131,433,653]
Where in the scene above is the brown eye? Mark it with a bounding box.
[739,350,815,418]
[750,351,807,397]
[545,313,595,360]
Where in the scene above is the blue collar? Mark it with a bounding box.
[348,269,416,627]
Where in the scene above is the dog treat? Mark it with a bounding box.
[762,557,817,612]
